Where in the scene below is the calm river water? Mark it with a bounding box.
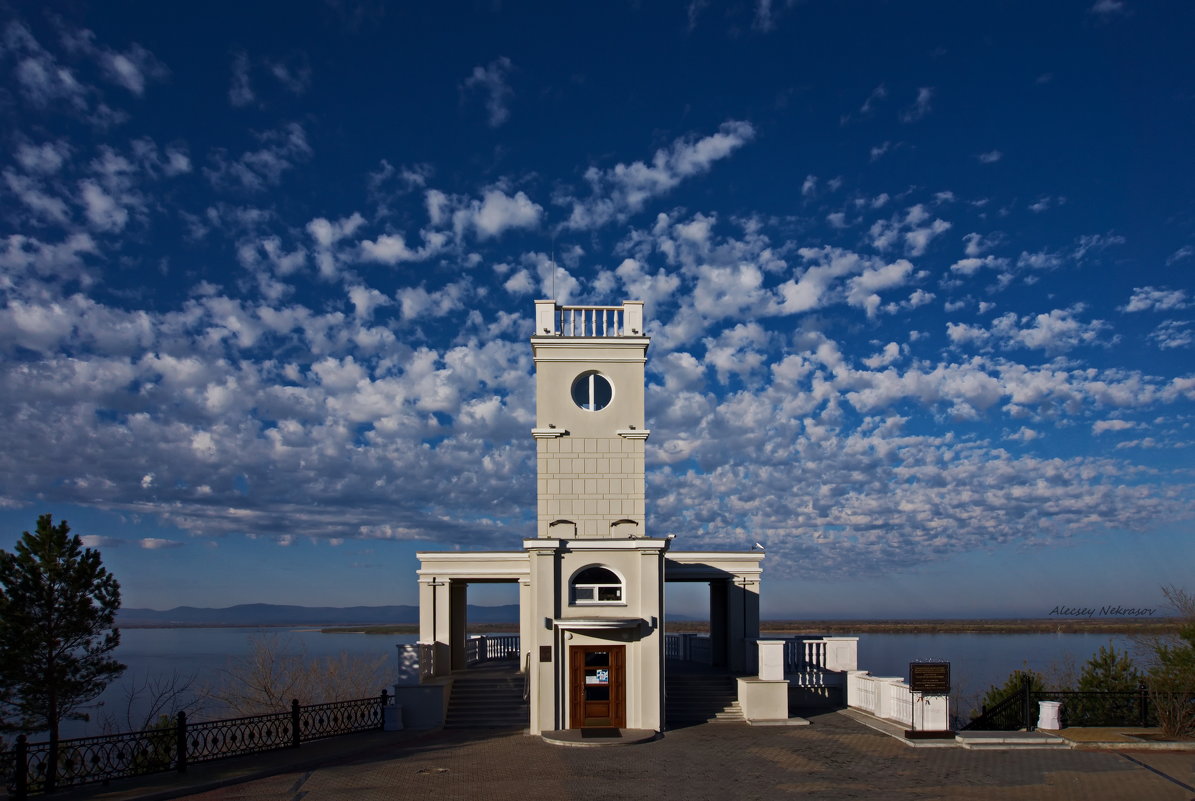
[61,626,1138,738]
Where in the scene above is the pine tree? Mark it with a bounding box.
[1078,644,1141,693]
[1067,643,1142,725]
[0,514,125,746]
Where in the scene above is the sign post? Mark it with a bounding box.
[906,661,954,739]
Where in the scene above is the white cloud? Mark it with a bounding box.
[846,259,915,317]
[503,269,536,295]
[753,0,779,31]
[947,306,1110,353]
[79,179,128,231]
[15,140,70,173]
[80,535,124,548]
[1123,286,1188,313]
[977,150,1002,163]
[455,189,542,239]
[869,204,951,256]
[462,56,514,127]
[564,120,756,229]
[60,28,168,96]
[1093,419,1137,435]
[1029,195,1066,213]
[205,122,312,192]
[863,342,902,368]
[1072,232,1125,262]
[1149,320,1192,349]
[394,281,469,321]
[900,87,933,122]
[949,255,1006,275]
[5,169,71,224]
[1166,246,1192,266]
[859,84,887,115]
[358,229,448,266]
[1090,0,1126,17]
[347,285,389,320]
[265,56,311,95]
[229,51,254,106]
[307,212,366,277]
[962,231,999,257]
[140,537,183,549]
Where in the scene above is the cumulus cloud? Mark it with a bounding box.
[1124,286,1188,313]
[947,306,1111,353]
[1093,419,1137,435]
[868,204,951,256]
[977,150,1002,163]
[564,120,756,229]
[455,189,542,239]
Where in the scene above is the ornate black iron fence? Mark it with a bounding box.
[5,691,390,800]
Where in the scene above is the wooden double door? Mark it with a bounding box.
[569,645,626,728]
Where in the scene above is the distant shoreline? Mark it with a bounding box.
[122,617,1180,635]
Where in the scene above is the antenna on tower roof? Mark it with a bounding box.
[550,234,558,302]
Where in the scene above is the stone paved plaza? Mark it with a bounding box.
[162,712,1194,801]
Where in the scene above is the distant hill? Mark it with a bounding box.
[117,603,520,627]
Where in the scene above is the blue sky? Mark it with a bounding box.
[1,1,1193,618]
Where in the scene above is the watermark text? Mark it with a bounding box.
[1048,605,1156,617]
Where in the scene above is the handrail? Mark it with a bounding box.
[522,651,531,702]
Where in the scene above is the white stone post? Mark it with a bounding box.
[623,301,644,335]
[757,639,786,681]
[821,637,859,672]
[534,299,557,335]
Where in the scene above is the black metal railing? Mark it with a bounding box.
[1030,685,1156,728]
[962,675,1033,731]
[963,680,1162,731]
[5,690,390,799]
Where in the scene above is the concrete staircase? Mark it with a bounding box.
[444,660,529,729]
[666,669,743,724]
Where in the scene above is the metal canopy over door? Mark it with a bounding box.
[569,645,626,728]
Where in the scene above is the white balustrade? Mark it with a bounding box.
[461,634,521,667]
[532,301,645,337]
[846,670,951,731]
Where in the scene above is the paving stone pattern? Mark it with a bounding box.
[176,712,1194,801]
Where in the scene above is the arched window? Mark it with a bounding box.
[571,566,623,605]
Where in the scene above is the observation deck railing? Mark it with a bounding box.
[533,300,645,338]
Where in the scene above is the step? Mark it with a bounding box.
[956,731,1071,750]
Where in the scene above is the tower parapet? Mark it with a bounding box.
[530,300,651,539]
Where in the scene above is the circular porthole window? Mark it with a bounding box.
[571,371,613,411]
